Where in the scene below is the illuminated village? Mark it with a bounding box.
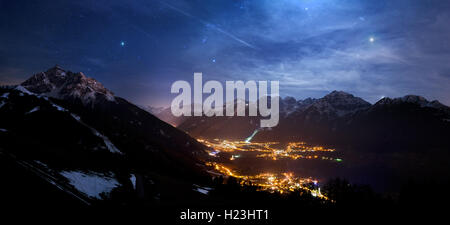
[197,138,342,200]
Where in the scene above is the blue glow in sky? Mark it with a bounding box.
[0,0,449,106]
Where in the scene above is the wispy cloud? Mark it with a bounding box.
[159,1,257,50]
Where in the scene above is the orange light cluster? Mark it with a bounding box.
[200,138,337,161]
[205,162,329,200]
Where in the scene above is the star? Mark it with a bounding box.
[369,37,375,43]
[212,58,216,63]
[120,41,125,47]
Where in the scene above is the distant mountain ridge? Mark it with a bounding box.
[176,90,374,139]
[176,90,450,153]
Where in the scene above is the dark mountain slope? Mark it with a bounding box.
[0,66,211,206]
[342,95,450,153]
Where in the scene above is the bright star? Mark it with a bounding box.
[212,58,216,63]
[120,41,125,47]
[369,37,375,43]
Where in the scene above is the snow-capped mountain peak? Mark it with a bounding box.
[306,91,371,117]
[20,66,115,104]
[376,95,448,110]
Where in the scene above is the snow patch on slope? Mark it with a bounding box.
[193,184,212,195]
[26,106,40,114]
[51,103,67,112]
[15,85,34,95]
[60,171,119,199]
[70,113,123,154]
[101,134,122,154]
[130,174,136,190]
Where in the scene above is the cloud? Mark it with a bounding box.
[177,0,450,105]
[1,0,450,106]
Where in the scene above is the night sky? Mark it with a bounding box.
[1,0,449,107]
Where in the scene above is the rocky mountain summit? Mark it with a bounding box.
[21,65,115,105]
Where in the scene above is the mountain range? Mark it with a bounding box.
[1,66,449,206]
[172,90,450,153]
